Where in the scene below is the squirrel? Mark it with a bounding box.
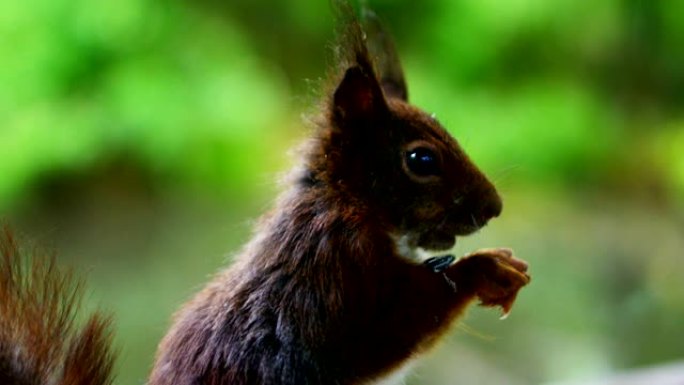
[149,4,530,385]
[0,2,530,385]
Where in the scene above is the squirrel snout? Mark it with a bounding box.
[464,185,502,229]
[481,190,502,221]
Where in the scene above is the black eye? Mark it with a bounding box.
[405,147,440,177]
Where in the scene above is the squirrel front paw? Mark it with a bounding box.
[451,248,530,316]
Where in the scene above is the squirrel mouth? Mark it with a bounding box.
[417,231,457,251]
[417,221,484,252]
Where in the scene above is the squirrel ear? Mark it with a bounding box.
[333,66,388,123]
[362,9,408,101]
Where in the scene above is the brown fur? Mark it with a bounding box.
[0,227,115,385]
[149,4,529,385]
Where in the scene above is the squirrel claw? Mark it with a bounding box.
[455,248,530,318]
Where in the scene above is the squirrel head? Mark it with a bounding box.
[305,5,501,252]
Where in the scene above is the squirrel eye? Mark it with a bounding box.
[405,147,440,177]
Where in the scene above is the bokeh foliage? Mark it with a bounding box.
[1,0,683,384]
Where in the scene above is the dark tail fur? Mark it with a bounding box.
[0,227,115,385]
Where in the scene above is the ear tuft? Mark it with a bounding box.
[333,66,387,122]
[362,8,408,101]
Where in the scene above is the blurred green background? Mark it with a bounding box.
[2,0,683,384]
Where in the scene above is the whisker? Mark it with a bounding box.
[470,214,480,232]
[491,164,522,185]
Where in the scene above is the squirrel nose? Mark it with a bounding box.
[470,185,502,227]
[481,190,502,220]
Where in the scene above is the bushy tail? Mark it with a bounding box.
[0,227,116,385]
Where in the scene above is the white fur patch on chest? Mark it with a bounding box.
[391,234,433,264]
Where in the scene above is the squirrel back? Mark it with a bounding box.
[0,227,115,385]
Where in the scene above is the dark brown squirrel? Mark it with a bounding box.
[149,4,530,385]
[0,3,529,385]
